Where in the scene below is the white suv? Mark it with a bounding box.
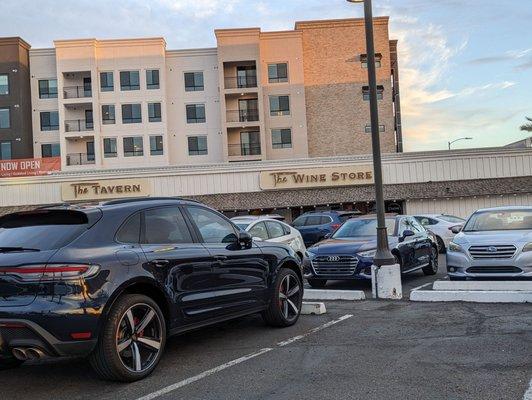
[446,206,532,280]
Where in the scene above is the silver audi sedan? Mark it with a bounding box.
[446,206,532,280]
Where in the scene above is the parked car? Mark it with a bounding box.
[446,206,532,280]
[414,214,465,253]
[304,215,439,288]
[0,198,303,381]
[292,210,360,247]
[232,216,306,260]
[232,214,285,221]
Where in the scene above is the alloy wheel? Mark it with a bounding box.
[278,274,302,321]
[431,247,439,272]
[115,303,163,373]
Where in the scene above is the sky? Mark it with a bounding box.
[1,0,531,152]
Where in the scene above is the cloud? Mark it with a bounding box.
[515,60,532,71]
[155,0,240,19]
[468,48,532,65]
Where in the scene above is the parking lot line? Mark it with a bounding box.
[524,378,532,400]
[135,314,353,400]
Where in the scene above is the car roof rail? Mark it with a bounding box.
[34,202,72,209]
[100,196,200,207]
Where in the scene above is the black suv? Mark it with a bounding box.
[0,198,303,381]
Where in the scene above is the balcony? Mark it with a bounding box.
[228,143,261,157]
[66,153,95,166]
[63,86,92,99]
[224,76,257,89]
[226,109,259,123]
[65,119,94,132]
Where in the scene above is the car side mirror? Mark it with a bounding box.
[450,225,462,234]
[238,231,253,248]
[400,229,415,242]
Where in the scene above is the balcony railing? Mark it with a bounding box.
[228,143,261,157]
[63,86,92,99]
[65,119,94,132]
[226,109,260,123]
[66,153,95,166]
[224,76,257,89]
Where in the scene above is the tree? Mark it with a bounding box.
[521,117,532,132]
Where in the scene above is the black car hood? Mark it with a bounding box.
[308,237,398,255]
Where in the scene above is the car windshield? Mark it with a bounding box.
[234,222,250,230]
[332,218,396,238]
[463,209,532,232]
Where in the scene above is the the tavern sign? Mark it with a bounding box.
[61,179,151,201]
[259,165,374,190]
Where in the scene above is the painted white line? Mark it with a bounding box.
[411,282,433,292]
[433,280,532,291]
[524,378,532,400]
[136,314,353,400]
[410,290,532,303]
[303,289,365,301]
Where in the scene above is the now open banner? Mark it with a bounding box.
[0,157,61,178]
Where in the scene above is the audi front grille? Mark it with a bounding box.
[313,256,359,276]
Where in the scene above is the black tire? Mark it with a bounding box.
[307,278,327,289]
[89,294,166,382]
[0,357,24,371]
[263,268,303,328]
[422,246,439,276]
[449,275,466,281]
[436,236,446,254]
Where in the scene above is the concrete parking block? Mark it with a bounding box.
[301,302,327,315]
[433,280,532,291]
[303,289,366,301]
[410,289,532,303]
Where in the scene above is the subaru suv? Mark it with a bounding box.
[447,206,532,280]
[292,211,359,247]
[0,198,303,381]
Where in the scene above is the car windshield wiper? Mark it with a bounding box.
[0,247,41,253]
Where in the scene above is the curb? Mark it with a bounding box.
[303,289,366,301]
[410,289,532,303]
[433,280,532,291]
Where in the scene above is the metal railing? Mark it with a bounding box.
[224,75,257,89]
[63,86,92,99]
[66,153,95,166]
[226,109,259,123]
[228,143,261,157]
[65,119,94,132]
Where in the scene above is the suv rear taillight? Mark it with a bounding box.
[0,264,100,282]
[330,223,341,230]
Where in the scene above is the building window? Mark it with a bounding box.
[0,108,9,129]
[148,102,162,122]
[269,95,290,116]
[41,143,60,158]
[150,135,164,155]
[361,53,382,68]
[146,70,160,89]
[0,74,8,95]
[120,71,140,91]
[365,124,386,133]
[38,79,58,99]
[123,136,144,157]
[122,104,142,124]
[100,72,114,92]
[0,141,11,160]
[188,136,208,156]
[186,104,206,123]
[102,105,116,124]
[184,72,204,92]
[272,128,292,149]
[40,111,59,131]
[103,138,117,158]
[268,63,288,83]
[362,86,384,101]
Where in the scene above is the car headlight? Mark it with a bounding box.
[448,242,464,253]
[305,250,317,260]
[522,242,532,253]
[358,249,377,258]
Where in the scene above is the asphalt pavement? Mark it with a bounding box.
[2,298,531,400]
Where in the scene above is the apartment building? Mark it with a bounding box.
[24,17,401,170]
[0,37,33,160]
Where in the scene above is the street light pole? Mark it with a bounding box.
[348,0,395,268]
[448,137,473,150]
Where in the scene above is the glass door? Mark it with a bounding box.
[240,131,261,156]
[238,99,258,122]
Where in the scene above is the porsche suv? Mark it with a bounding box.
[0,198,303,381]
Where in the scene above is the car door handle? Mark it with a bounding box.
[214,255,228,261]
[152,259,170,267]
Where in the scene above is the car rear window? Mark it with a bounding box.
[439,215,465,223]
[306,216,322,225]
[0,210,94,251]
